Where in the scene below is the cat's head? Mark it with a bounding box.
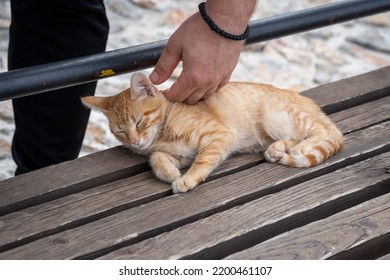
[82,72,166,152]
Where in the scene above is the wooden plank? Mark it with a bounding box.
[0,171,167,253]
[1,67,389,215]
[100,153,390,260]
[0,92,388,252]
[0,66,388,260]
[301,66,390,114]
[0,147,149,216]
[0,122,388,259]
[0,154,262,253]
[226,192,390,260]
[329,95,390,134]
[0,78,386,250]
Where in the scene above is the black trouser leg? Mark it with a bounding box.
[8,0,109,175]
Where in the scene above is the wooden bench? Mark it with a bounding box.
[0,66,389,260]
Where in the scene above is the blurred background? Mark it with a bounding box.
[0,0,389,179]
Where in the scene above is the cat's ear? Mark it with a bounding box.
[130,72,156,100]
[81,96,113,114]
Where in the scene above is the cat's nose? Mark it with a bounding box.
[131,139,140,146]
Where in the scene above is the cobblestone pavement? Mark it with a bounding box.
[0,0,389,179]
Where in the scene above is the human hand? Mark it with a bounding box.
[149,1,256,104]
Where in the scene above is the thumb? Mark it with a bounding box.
[149,40,181,85]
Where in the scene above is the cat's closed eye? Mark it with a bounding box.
[136,117,152,130]
[115,130,127,135]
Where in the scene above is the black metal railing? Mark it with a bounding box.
[0,0,389,101]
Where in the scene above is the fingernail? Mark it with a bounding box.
[149,71,159,83]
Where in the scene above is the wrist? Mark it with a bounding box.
[204,0,256,34]
[199,2,250,41]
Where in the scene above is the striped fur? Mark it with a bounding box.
[82,73,344,193]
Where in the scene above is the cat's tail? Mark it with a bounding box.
[264,116,344,167]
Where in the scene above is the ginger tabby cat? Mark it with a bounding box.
[82,72,344,193]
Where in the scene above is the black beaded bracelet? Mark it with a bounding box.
[198,2,250,41]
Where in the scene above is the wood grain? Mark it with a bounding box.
[301,66,390,114]
[1,83,388,254]
[0,123,388,259]
[1,67,389,215]
[0,146,148,215]
[100,153,390,260]
[0,67,389,260]
[329,95,390,134]
[0,154,262,252]
[226,192,390,260]
[0,94,388,253]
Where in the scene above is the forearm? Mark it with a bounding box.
[205,0,257,34]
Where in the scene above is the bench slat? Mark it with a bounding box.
[0,147,148,216]
[0,67,389,260]
[101,153,390,259]
[226,192,390,260]
[1,121,388,259]
[329,95,390,134]
[0,96,388,253]
[0,154,262,253]
[301,66,390,114]
[0,67,389,216]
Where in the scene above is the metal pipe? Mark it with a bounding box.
[0,40,167,101]
[247,0,390,44]
[1,0,390,101]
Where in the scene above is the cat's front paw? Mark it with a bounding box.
[172,176,199,194]
[150,152,181,183]
[154,166,181,183]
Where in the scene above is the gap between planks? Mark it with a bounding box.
[0,67,389,215]
[99,153,390,260]
[0,122,388,260]
[0,101,388,255]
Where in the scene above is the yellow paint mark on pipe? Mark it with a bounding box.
[99,69,116,77]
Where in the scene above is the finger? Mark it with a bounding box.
[184,88,208,104]
[165,69,198,102]
[149,39,181,85]
[200,87,218,101]
[200,74,231,101]
[197,75,230,102]
[163,76,195,103]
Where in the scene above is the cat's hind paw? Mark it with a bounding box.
[172,176,199,194]
[264,142,287,163]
